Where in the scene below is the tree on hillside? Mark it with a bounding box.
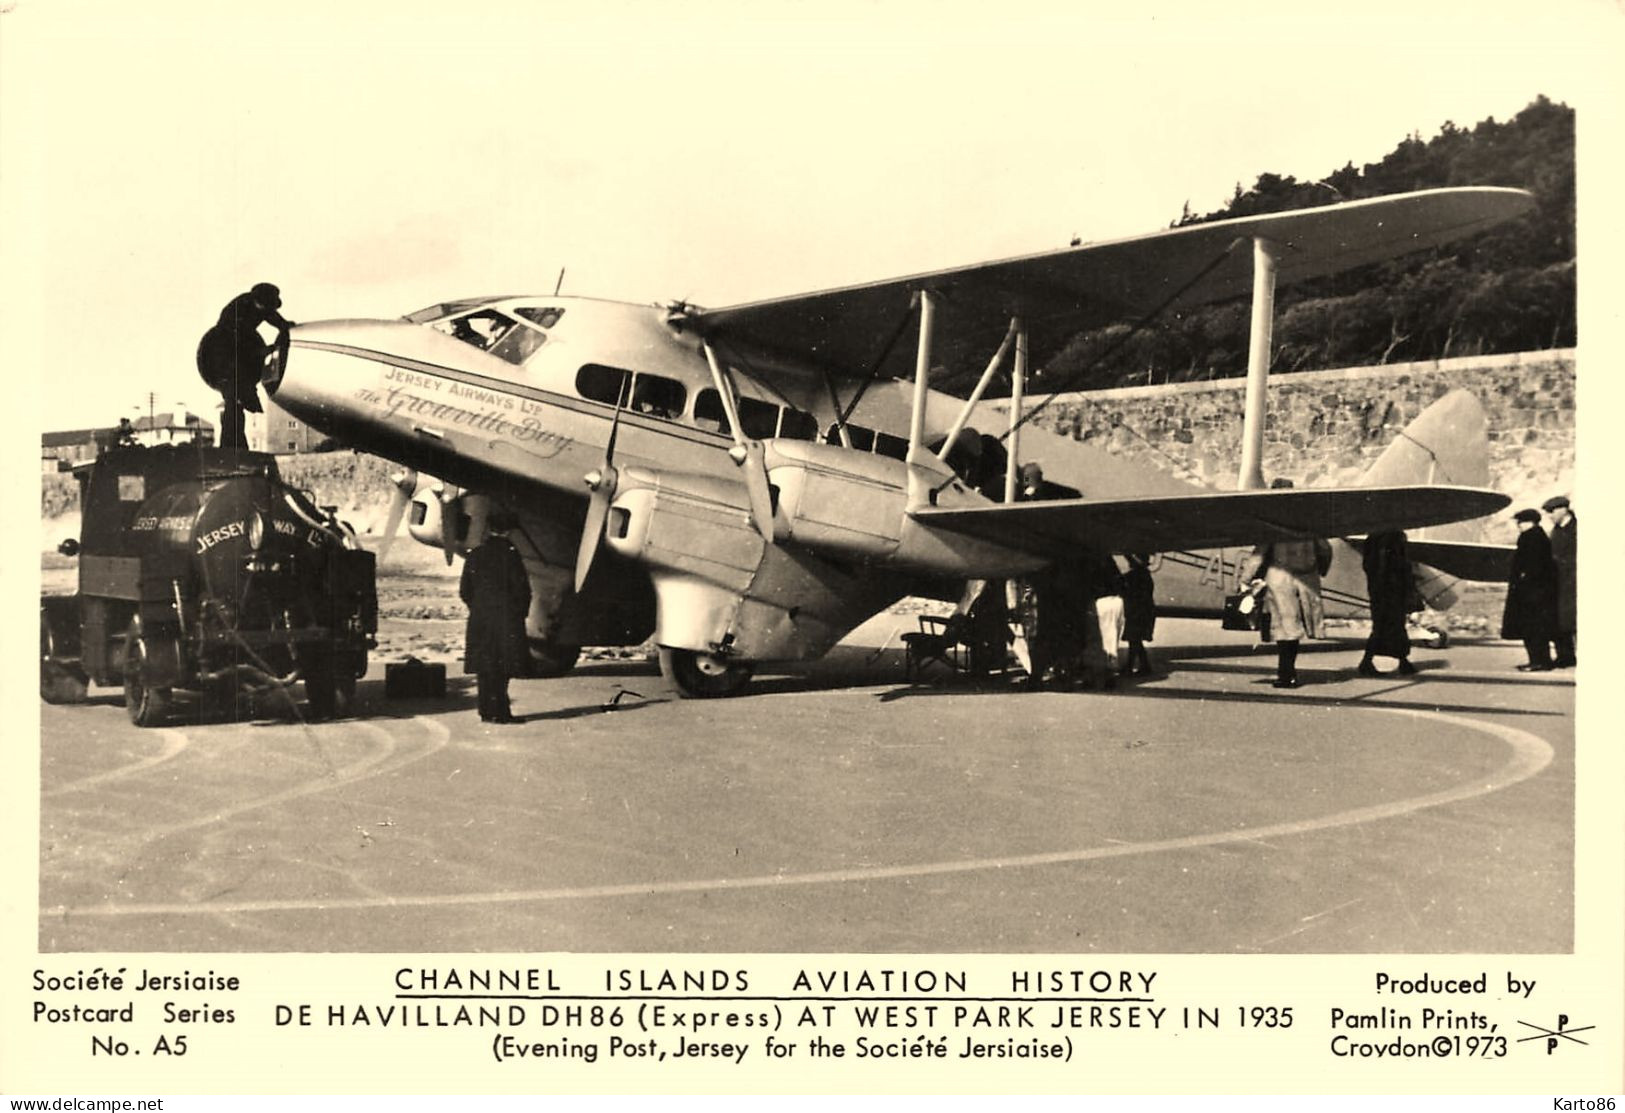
[1027,97,1575,393]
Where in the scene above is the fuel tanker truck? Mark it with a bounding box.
[41,443,377,725]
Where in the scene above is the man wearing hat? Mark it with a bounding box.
[459,513,532,724]
[1544,496,1577,667]
[197,283,297,449]
[1500,508,1560,671]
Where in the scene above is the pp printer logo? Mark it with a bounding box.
[1517,1014,1594,1054]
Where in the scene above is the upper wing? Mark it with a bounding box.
[689,187,1533,381]
[913,485,1511,558]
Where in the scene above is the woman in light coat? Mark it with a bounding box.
[1239,481,1332,689]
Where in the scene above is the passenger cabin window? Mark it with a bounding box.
[576,364,686,420]
[694,389,818,441]
[779,409,819,441]
[632,374,686,420]
[874,432,909,460]
[827,423,875,452]
[693,389,728,433]
[576,364,630,406]
[738,396,779,440]
[821,422,907,460]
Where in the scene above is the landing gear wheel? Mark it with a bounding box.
[527,640,582,678]
[40,612,88,705]
[123,627,174,728]
[658,647,753,699]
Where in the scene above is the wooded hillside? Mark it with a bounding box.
[1034,97,1574,392]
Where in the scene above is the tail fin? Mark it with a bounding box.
[1361,389,1510,589]
[1360,389,1490,541]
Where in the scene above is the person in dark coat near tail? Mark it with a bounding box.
[1544,496,1577,668]
[1357,530,1416,677]
[460,514,532,723]
[197,283,296,449]
[1121,553,1156,677]
[1501,508,1559,672]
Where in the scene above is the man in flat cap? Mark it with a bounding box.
[459,512,531,724]
[1544,496,1577,667]
[1501,508,1560,671]
[197,283,297,450]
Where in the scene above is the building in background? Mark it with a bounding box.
[42,427,118,472]
[249,396,324,453]
[129,409,214,447]
[43,408,215,470]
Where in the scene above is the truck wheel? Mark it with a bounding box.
[658,647,752,699]
[123,633,173,728]
[528,640,581,678]
[40,612,88,705]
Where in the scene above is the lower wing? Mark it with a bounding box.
[913,486,1510,558]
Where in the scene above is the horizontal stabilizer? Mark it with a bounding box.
[913,485,1511,558]
[1402,538,1514,583]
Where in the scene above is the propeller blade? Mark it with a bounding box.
[575,375,631,592]
[604,374,628,459]
[437,482,462,566]
[463,494,491,551]
[375,469,417,565]
[574,466,617,592]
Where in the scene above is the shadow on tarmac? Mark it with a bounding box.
[871,670,1565,719]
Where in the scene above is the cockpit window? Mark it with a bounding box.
[431,310,544,365]
[514,306,566,329]
[404,297,520,324]
[490,324,545,364]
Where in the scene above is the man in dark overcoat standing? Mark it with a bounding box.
[459,513,532,723]
[1501,508,1559,672]
[1357,530,1416,677]
[1544,496,1577,668]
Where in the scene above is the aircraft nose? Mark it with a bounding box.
[271,321,394,434]
[263,329,293,397]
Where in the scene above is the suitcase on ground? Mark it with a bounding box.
[384,659,447,699]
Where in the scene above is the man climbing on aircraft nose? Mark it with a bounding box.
[196,282,297,449]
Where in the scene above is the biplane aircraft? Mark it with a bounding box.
[266,187,1529,696]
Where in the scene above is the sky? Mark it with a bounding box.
[2,0,1618,432]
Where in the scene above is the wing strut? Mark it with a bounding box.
[906,289,938,462]
[1004,319,1028,504]
[822,371,853,447]
[937,318,1019,464]
[1237,236,1279,491]
[701,341,776,541]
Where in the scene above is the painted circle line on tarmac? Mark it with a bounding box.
[42,705,1553,919]
[43,728,191,797]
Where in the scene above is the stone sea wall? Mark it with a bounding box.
[1019,349,1576,544]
